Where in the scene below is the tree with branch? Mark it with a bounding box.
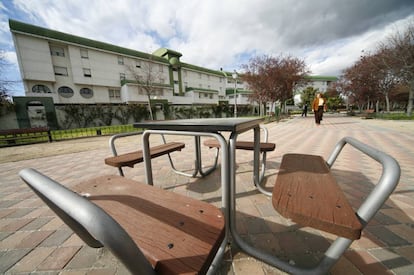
[126,58,163,120]
[0,51,18,104]
[242,54,308,115]
[378,22,414,115]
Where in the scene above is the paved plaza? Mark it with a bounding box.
[1,115,413,274]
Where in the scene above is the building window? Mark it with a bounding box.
[108,89,121,99]
[80,49,89,58]
[83,68,92,77]
[58,86,74,98]
[159,64,163,72]
[118,56,124,65]
[80,88,93,99]
[50,46,65,57]
[32,84,51,93]
[120,73,126,80]
[54,66,68,76]
[136,60,141,68]
[198,73,202,79]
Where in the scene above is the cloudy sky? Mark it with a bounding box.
[1,0,414,96]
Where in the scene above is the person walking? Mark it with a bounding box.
[301,103,308,117]
[312,93,326,125]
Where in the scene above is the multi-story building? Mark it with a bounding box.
[9,19,236,108]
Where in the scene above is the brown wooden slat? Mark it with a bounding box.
[73,175,225,275]
[104,142,185,168]
[203,139,275,152]
[272,154,362,240]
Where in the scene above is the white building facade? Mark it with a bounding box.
[9,19,236,108]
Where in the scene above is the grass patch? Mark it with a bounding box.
[374,112,414,120]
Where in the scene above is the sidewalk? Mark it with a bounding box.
[1,115,413,274]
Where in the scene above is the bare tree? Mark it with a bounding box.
[0,51,18,104]
[379,22,414,116]
[126,58,164,120]
[356,52,399,113]
[342,56,381,112]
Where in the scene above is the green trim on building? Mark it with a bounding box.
[177,69,183,95]
[185,87,218,93]
[149,98,169,104]
[225,88,251,95]
[305,75,338,81]
[181,62,224,77]
[121,79,173,89]
[9,19,168,64]
[153,48,183,59]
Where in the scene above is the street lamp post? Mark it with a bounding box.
[232,71,238,117]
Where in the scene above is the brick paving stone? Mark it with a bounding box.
[19,217,53,231]
[369,248,412,270]
[366,226,411,247]
[8,246,55,273]
[39,230,73,247]
[16,230,54,248]
[344,250,392,274]
[37,246,81,270]
[5,208,35,219]
[65,246,101,269]
[394,246,414,263]
[0,248,32,273]
[0,230,32,249]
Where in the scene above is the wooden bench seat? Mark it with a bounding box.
[203,139,275,152]
[105,142,185,168]
[20,169,225,274]
[272,153,363,240]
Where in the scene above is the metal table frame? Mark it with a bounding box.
[135,118,263,274]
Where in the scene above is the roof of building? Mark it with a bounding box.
[8,19,169,64]
[8,19,227,77]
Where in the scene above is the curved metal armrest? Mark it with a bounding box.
[326,136,401,225]
[19,168,155,275]
[260,124,269,142]
[109,131,143,156]
[230,136,400,274]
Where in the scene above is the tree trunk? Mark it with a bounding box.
[407,80,414,116]
[385,93,390,113]
[146,94,154,120]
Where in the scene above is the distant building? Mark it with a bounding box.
[303,75,338,93]
[293,75,338,106]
